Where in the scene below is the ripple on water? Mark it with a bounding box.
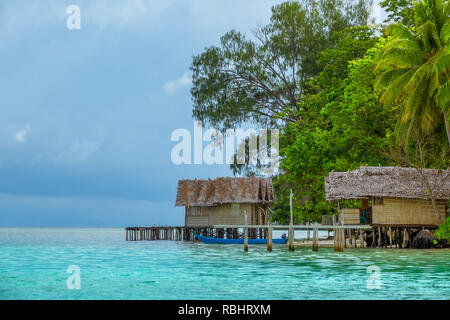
[0,228,449,300]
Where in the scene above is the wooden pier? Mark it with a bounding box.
[125,224,374,252]
[124,226,261,242]
[125,224,429,251]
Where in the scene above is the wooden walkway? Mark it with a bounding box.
[125,224,374,252]
[125,226,267,241]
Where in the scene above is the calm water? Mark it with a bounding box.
[0,228,449,300]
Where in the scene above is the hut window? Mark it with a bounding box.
[231,203,240,216]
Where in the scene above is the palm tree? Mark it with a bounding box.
[375,0,449,146]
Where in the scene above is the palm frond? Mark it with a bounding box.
[380,46,425,68]
[436,80,450,111]
[375,68,410,90]
[436,50,450,72]
[380,69,415,103]
[418,20,441,50]
[384,38,422,51]
[441,19,450,45]
[385,23,419,43]
[403,62,434,95]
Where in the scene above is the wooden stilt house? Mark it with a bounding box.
[175,177,273,227]
[324,166,449,228]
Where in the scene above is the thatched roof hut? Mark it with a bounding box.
[175,177,273,227]
[175,177,273,207]
[325,166,450,201]
[324,166,449,227]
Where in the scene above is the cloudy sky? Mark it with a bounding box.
[0,0,385,227]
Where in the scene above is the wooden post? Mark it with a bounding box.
[333,228,336,251]
[372,228,376,247]
[403,228,408,248]
[337,228,341,252]
[378,226,382,248]
[389,226,392,248]
[288,189,295,251]
[267,227,273,252]
[360,230,364,248]
[336,227,340,252]
[312,224,318,252]
[333,215,337,252]
[307,222,311,241]
[244,211,248,252]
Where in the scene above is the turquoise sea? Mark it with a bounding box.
[0,228,449,300]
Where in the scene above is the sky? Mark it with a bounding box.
[0,0,386,227]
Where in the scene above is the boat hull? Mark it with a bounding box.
[193,233,287,245]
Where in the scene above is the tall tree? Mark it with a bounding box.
[380,0,416,26]
[272,33,393,223]
[190,0,373,130]
[375,0,450,146]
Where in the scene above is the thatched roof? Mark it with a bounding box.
[175,177,273,207]
[325,166,450,201]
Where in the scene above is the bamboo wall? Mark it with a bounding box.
[185,203,265,227]
[342,208,360,225]
[372,197,446,226]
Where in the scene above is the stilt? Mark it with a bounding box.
[389,226,392,248]
[336,228,340,252]
[244,212,248,252]
[267,227,273,252]
[372,228,376,247]
[360,230,364,248]
[288,189,295,251]
[334,227,338,252]
[312,225,318,252]
[378,227,381,248]
[307,223,311,242]
[288,226,295,251]
[403,228,408,248]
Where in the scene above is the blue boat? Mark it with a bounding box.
[193,233,287,245]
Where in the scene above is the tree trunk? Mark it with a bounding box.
[430,197,443,225]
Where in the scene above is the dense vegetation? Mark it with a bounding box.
[190,0,449,224]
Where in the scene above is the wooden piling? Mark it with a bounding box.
[288,189,295,251]
[403,228,408,248]
[288,226,295,251]
[244,212,248,252]
[312,225,318,252]
[267,227,273,252]
[360,230,364,248]
[333,227,337,251]
[389,226,392,248]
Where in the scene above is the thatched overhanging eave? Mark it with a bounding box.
[175,177,274,207]
[324,166,450,201]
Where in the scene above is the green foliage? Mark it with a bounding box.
[187,0,448,226]
[272,35,397,223]
[190,0,373,130]
[375,0,450,146]
[434,216,450,242]
[380,0,417,26]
